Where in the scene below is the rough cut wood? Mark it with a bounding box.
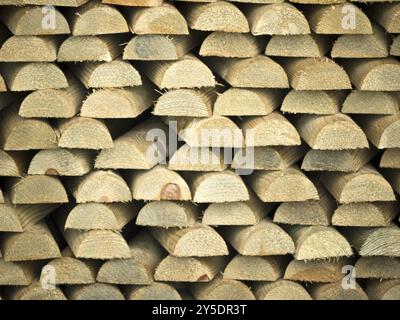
[309,282,368,300]
[306,3,372,34]
[6,176,68,204]
[232,145,306,171]
[125,283,182,300]
[66,1,129,35]
[0,62,68,91]
[124,34,201,61]
[273,181,334,226]
[367,3,400,33]
[240,112,301,147]
[40,248,98,285]
[136,201,199,228]
[5,280,66,300]
[58,35,129,62]
[0,103,58,150]
[355,256,400,280]
[95,119,167,170]
[342,91,399,115]
[295,114,369,150]
[286,225,353,260]
[282,58,351,90]
[151,223,228,257]
[0,150,31,177]
[343,58,400,91]
[64,202,140,230]
[22,0,89,5]
[155,255,227,282]
[97,231,165,285]
[342,225,400,257]
[0,222,61,262]
[200,32,264,58]
[319,165,396,203]
[222,217,295,255]
[265,34,330,57]
[0,259,39,285]
[28,149,94,176]
[302,148,377,172]
[224,255,286,281]
[366,280,400,300]
[0,35,62,62]
[391,35,400,56]
[154,88,215,117]
[206,55,288,88]
[0,198,26,231]
[215,88,284,116]
[69,59,142,89]
[65,170,132,203]
[284,258,351,283]
[192,275,255,300]
[125,3,189,35]
[0,6,70,35]
[180,1,249,32]
[187,170,249,203]
[102,0,163,5]
[248,166,319,202]
[245,3,310,35]
[137,54,215,89]
[127,165,191,201]
[65,283,124,300]
[19,73,85,118]
[253,280,312,300]
[381,149,400,169]
[281,90,345,114]
[56,117,113,150]
[331,24,389,58]
[332,202,399,227]
[202,190,272,226]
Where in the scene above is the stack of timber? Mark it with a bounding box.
[0,0,399,300]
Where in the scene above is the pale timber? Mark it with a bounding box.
[253,280,312,300]
[342,91,400,115]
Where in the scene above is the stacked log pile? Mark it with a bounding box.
[0,0,399,300]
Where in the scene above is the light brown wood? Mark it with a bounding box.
[222,217,295,255]
[309,282,368,300]
[186,170,249,203]
[0,259,40,285]
[284,258,351,283]
[192,275,255,300]
[69,58,142,89]
[65,283,124,300]
[294,114,369,150]
[23,0,89,5]
[5,280,66,300]
[355,256,400,280]
[95,119,167,170]
[282,58,351,90]
[102,0,163,5]
[366,280,400,300]
[155,255,228,282]
[391,35,400,56]
[253,279,312,300]
[97,231,165,285]
[381,149,400,169]
[137,54,215,89]
[180,1,249,32]
[367,3,400,33]
[245,3,310,35]
[224,255,286,281]
[65,170,132,203]
[125,283,182,300]
[342,225,400,257]
[342,91,399,115]
[319,164,396,203]
[0,62,68,91]
[127,165,191,201]
[58,35,129,62]
[302,148,377,172]
[265,34,330,57]
[240,112,301,147]
[306,3,372,34]
[125,3,189,35]
[215,88,285,116]
[0,150,31,177]
[0,222,61,262]
[332,202,399,227]
[286,225,353,260]
[136,201,199,228]
[206,55,289,88]
[281,90,345,114]
[248,166,319,202]
[151,223,228,257]
[0,6,70,35]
